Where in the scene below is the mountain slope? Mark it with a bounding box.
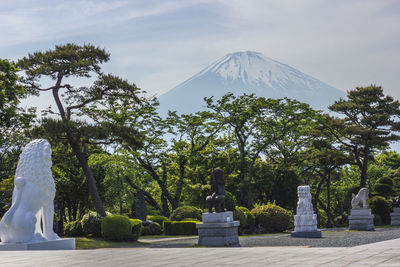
[158,51,345,114]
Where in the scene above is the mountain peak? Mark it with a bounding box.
[158,51,345,114]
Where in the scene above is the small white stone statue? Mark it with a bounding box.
[0,139,60,243]
[292,185,320,237]
[351,188,369,209]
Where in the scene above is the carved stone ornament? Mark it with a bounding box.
[351,188,369,209]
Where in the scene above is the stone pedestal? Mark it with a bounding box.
[0,238,75,251]
[348,208,374,230]
[391,207,400,226]
[196,211,240,247]
[291,213,321,238]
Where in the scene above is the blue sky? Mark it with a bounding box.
[1,0,399,106]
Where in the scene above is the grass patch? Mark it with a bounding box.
[76,237,142,250]
[376,225,400,229]
[139,235,196,239]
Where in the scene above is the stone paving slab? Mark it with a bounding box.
[0,242,400,267]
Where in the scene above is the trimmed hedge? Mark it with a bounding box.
[250,203,292,233]
[163,221,198,235]
[64,220,84,237]
[170,206,202,221]
[81,212,103,237]
[141,222,162,236]
[147,215,169,228]
[129,219,142,241]
[101,215,132,241]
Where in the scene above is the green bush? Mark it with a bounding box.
[170,206,202,221]
[238,206,255,227]
[374,176,395,198]
[369,196,391,225]
[147,215,169,228]
[250,202,292,233]
[233,206,246,227]
[101,215,132,241]
[141,222,162,236]
[163,221,198,235]
[129,219,142,241]
[64,221,84,237]
[224,191,236,211]
[81,212,104,237]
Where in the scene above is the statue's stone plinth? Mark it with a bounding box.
[391,207,400,226]
[196,211,240,247]
[291,213,321,238]
[348,208,374,230]
[0,238,75,251]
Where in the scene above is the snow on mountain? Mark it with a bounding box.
[158,51,345,115]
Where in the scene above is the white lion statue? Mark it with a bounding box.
[0,139,60,243]
[351,187,369,209]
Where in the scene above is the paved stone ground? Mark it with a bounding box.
[2,229,400,266]
[1,242,400,266]
[139,227,400,248]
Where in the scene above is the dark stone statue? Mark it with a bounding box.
[206,168,226,213]
[393,197,400,208]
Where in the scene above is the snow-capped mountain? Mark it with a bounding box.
[158,51,345,115]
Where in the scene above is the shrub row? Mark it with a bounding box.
[163,221,199,235]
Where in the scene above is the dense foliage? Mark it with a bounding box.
[2,44,400,234]
[169,206,202,221]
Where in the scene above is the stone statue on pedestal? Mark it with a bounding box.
[348,187,374,230]
[0,139,60,243]
[197,168,240,246]
[206,168,226,213]
[291,185,321,238]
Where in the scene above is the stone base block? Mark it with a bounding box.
[196,218,240,247]
[0,238,75,251]
[202,212,233,223]
[391,211,400,226]
[291,230,321,238]
[349,208,374,230]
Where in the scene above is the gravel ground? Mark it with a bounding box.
[140,227,400,248]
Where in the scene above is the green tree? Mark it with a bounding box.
[206,93,318,208]
[0,59,35,215]
[329,85,400,189]
[17,44,147,216]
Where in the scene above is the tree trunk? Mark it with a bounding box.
[238,140,246,205]
[161,192,170,217]
[135,190,147,221]
[247,161,254,208]
[360,160,368,189]
[326,171,332,228]
[68,136,106,217]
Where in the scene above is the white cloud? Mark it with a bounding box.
[1,0,399,101]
